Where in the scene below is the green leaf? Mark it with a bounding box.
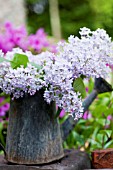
[55,107,62,118]
[0,96,10,106]
[96,94,110,106]
[0,123,5,146]
[77,119,87,125]
[91,105,108,118]
[10,53,29,69]
[72,131,85,145]
[99,130,112,138]
[104,140,113,149]
[82,126,94,139]
[96,118,110,126]
[89,139,102,149]
[104,108,113,116]
[73,77,86,98]
[92,126,100,140]
[96,133,108,144]
[88,78,94,93]
[90,143,102,150]
[30,62,42,70]
[63,141,69,149]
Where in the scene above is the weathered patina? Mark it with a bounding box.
[5,90,64,164]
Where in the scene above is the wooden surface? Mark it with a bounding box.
[0,149,91,170]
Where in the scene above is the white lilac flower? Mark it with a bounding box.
[79,27,92,37]
[57,27,113,79]
[5,48,55,67]
[0,64,44,99]
[0,50,4,58]
[0,27,113,120]
[0,62,10,89]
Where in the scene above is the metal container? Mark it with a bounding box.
[5,90,64,164]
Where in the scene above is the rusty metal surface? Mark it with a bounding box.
[92,148,113,169]
[0,149,91,170]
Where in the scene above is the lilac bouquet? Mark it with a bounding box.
[0,27,113,120]
[0,22,57,123]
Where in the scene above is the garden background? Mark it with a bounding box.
[0,0,113,155]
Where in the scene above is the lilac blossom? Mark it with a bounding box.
[0,48,83,119]
[57,27,113,79]
[0,22,57,120]
[0,27,113,120]
[0,64,44,99]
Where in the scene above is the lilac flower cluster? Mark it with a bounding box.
[0,22,57,54]
[57,27,113,79]
[0,27,113,119]
[42,53,83,119]
[0,22,56,120]
[0,64,45,99]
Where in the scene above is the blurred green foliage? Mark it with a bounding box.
[25,0,113,38]
[25,0,51,35]
[63,78,113,153]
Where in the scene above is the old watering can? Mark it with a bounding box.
[1,77,112,164]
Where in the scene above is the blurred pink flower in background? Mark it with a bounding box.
[83,111,92,119]
[28,28,49,52]
[107,115,112,120]
[59,109,65,118]
[0,97,10,118]
[1,103,10,112]
[0,22,57,54]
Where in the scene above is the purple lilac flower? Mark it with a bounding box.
[57,27,113,79]
[0,27,113,120]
